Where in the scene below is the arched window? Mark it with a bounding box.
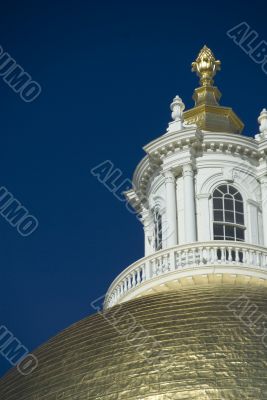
[213,184,245,241]
[154,210,163,250]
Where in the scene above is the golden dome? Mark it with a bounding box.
[1,284,267,399]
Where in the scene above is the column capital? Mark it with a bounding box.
[182,163,194,176]
[197,193,211,200]
[163,170,176,183]
[247,199,261,209]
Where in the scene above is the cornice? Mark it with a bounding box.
[126,130,265,213]
[201,132,259,159]
[143,126,202,156]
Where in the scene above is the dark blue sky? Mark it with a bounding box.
[0,0,266,377]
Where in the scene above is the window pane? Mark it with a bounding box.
[214,224,224,236]
[213,189,222,197]
[214,210,223,221]
[225,211,234,222]
[224,198,234,211]
[236,212,244,225]
[218,185,228,194]
[235,200,244,213]
[225,225,235,240]
[235,192,242,201]
[236,228,245,241]
[229,186,238,195]
[213,198,223,209]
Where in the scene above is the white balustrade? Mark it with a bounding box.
[104,241,267,309]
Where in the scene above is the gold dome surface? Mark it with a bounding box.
[1,284,267,399]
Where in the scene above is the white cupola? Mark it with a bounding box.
[104,46,267,309]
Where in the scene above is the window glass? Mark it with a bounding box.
[213,198,223,209]
[235,201,244,213]
[219,185,228,193]
[214,210,223,221]
[229,186,238,195]
[212,184,245,242]
[213,189,222,197]
[236,228,245,241]
[235,192,242,201]
[225,211,234,223]
[236,212,244,225]
[224,198,234,211]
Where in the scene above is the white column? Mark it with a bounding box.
[197,193,211,241]
[247,199,260,245]
[164,170,178,247]
[260,177,267,246]
[183,163,197,243]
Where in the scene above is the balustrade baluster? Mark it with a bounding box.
[204,246,211,264]
[141,264,145,281]
[133,272,137,287]
[160,255,164,274]
[127,275,132,289]
[236,248,240,263]
[137,269,140,282]
[164,254,169,272]
[248,250,252,266]
[228,247,232,262]
[169,250,175,271]
[177,251,182,269]
[185,250,189,267]
[220,246,225,262]
[192,248,196,266]
[152,259,157,276]
[213,247,218,263]
[211,247,214,263]
[256,251,261,267]
[242,248,248,265]
[199,247,203,265]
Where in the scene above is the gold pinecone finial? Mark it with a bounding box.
[192,45,221,87]
[183,46,244,134]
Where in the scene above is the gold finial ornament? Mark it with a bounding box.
[192,45,221,87]
[184,45,244,134]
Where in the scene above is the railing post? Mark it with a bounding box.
[199,247,204,266]
[228,247,232,262]
[145,260,151,280]
[169,249,176,271]
[256,251,261,267]
[214,246,218,264]
[192,247,196,265]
